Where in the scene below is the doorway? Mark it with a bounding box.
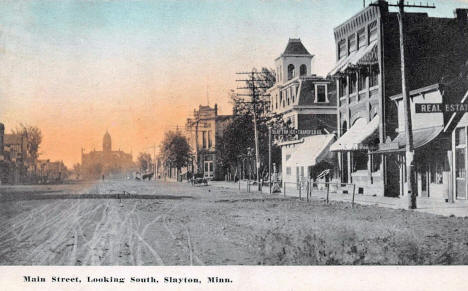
[204,161,214,179]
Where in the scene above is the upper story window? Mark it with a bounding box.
[287,64,295,80]
[338,40,346,59]
[315,84,328,103]
[369,21,378,42]
[339,77,348,97]
[202,131,207,149]
[300,64,307,76]
[348,35,357,54]
[369,64,380,88]
[208,130,212,148]
[350,73,357,94]
[358,68,368,91]
[357,28,366,49]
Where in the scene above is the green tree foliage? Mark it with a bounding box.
[160,130,192,172]
[137,152,152,172]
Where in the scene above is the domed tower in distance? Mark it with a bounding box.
[103,131,112,152]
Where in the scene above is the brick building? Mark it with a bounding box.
[329,1,468,197]
[81,131,134,179]
[184,104,231,180]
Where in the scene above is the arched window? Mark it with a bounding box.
[287,64,295,80]
[300,64,307,76]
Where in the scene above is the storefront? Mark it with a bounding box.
[280,134,336,184]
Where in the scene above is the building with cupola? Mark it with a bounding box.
[81,131,134,179]
[267,38,337,187]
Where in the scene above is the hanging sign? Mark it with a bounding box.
[415,103,468,113]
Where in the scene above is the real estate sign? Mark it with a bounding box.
[416,103,468,113]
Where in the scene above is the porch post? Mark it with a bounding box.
[447,150,454,203]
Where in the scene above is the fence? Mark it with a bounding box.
[235,178,357,207]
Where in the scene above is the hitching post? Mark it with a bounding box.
[352,184,356,207]
[326,183,330,204]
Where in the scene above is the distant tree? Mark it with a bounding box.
[137,152,152,172]
[72,163,81,179]
[12,123,42,164]
[159,131,192,176]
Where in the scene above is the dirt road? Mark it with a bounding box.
[2,179,468,265]
[0,180,261,265]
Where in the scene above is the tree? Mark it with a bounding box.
[137,152,152,172]
[12,124,42,164]
[159,130,192,176]
[219,67,287,179]
[72,163,81,180]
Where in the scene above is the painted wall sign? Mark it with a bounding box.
[272,129,323,136]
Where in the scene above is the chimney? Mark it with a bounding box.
[214,104,218,116]
[455,8,468,23]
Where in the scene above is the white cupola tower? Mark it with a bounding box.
[275,38,314,85]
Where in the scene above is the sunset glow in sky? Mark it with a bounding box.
[1,0,467,167]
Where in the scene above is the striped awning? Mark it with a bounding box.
[328,41,378,76]
[330,116,380,152]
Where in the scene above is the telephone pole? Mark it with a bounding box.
[383,0,435,209]
[236,70,271,191]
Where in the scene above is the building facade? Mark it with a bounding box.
[185,104,231,180]
[3,133,27,184]
[268,39,337,184]
[329,1,468,197]
[81,131,134,179]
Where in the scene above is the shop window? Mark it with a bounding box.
[338,39,346,59]
[372,153,381,172]
[353,151,368,171]
[357,28,366,49]
[430,160,444,184]
[348,35,357,54]
[456,149,466,178]
[456,127,466,146]
[350,73,357,94]
[300,64,307,76]
[288,64,295,80]
[369,64,379,88]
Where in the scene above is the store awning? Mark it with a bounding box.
[328,41,378,76]
[373,126,444,154]
[330,116,380,152]
[310,134,336,166]
[279,134,336,166]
